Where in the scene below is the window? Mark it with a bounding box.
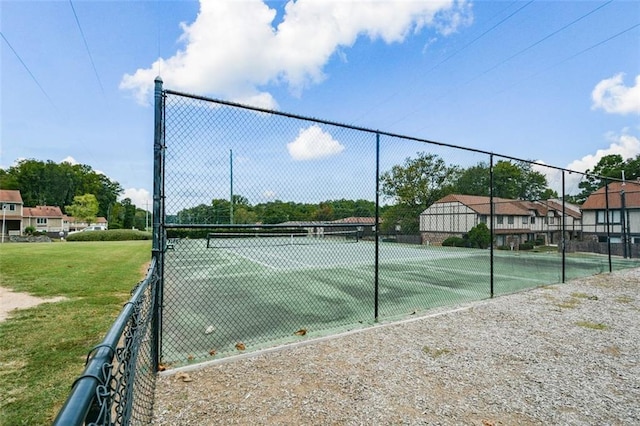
[37,218,47,225]
[549,217,555,225]
[530,217,535,224]
[522,217,529,225]
[596,210,621,224]
[479,215,487,224]
[507,216,514,225]
[9,204,15,211]
[496,215,504,225]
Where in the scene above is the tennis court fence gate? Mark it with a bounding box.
[54,78,639,424]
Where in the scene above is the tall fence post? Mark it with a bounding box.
[152,76,164,371]
[374,132,380,321]
[562,170,566,283]
[489,154,494,297]
[605,179,612,272]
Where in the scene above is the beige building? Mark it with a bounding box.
[420,194,581,247]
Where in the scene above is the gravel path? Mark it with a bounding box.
[154,269,640,425]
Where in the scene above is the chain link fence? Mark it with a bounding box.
[53,259,159,425]
[53,81,640,423]
[156,82,640,367]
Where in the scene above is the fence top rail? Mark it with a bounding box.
[162,88,623,183]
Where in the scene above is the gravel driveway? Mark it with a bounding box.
[154,268,640,425]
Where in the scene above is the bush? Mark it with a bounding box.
[442,236,466,247]
[66,229,152,242]
[534,237,545,246]
[467,223,491,249]
[519,242,534,251]
[24,226,36,235]
[496,245,510,250]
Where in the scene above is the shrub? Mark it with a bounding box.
[534,237,545,246]
[442,236,466,247]
[466,223,491,249]
[24,226,36,235]
[519,242,534,251]
[66,229,152,242]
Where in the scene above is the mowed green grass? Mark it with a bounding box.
[0,241,151,426]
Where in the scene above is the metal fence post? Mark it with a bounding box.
[562,170,566,283]
[489,154,494,298]
[605,179,612,272]
[374,132,380,321]
[152,76,164,371]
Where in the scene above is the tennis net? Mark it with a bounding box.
[206,229,359,248]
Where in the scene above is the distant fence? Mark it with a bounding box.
[53,258,159,425]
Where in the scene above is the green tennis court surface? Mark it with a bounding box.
[160,239,640,365]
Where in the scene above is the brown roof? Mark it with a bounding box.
[581,181,640,210]
[545,200,581,219]
[429,194,583,219]
[0,189,23,204]
[433,194,531,216]
[23,206,63,218]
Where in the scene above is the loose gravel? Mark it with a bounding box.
[154,268,640,425]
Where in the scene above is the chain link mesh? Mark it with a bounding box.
[160,90,640,367]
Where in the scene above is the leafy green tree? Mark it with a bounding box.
[380,152,460,207]
[575,154,640,203]
[455,160,550,200]
[65,194,99,225]
[466,222,491,249]
[0,159,122,215]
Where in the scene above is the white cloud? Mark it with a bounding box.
[120,0,471,107]
[287,124,344,160]
[591,73,640,115]
[60,156,78,165]
[120,188,152,210]
[534,131,640,195]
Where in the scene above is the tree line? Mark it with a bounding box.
[0,159,148,230]
[4,153,638,235]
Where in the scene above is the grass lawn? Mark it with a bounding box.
[0,240,151,426]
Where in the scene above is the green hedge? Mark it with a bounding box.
[66,229,152,242]
[519,241,535,251]
[442,236,466,247]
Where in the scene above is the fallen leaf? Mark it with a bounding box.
[176,372,193,383]
[209,349,217,356]
[187,354,194,361]
[158,364,167,372]
[205,325,216,334]
[235,342,246,351]
[294,328,307,336]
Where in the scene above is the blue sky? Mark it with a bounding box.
[2,0,639,208]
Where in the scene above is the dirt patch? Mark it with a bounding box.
[0,287,68,322]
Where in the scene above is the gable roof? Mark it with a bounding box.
[0,189,23,204]
[429,194,532,216]
[23,206,63,218]
[425,194,582,219]
[581,181,640,210]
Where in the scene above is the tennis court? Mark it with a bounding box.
[159,237,640,365]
